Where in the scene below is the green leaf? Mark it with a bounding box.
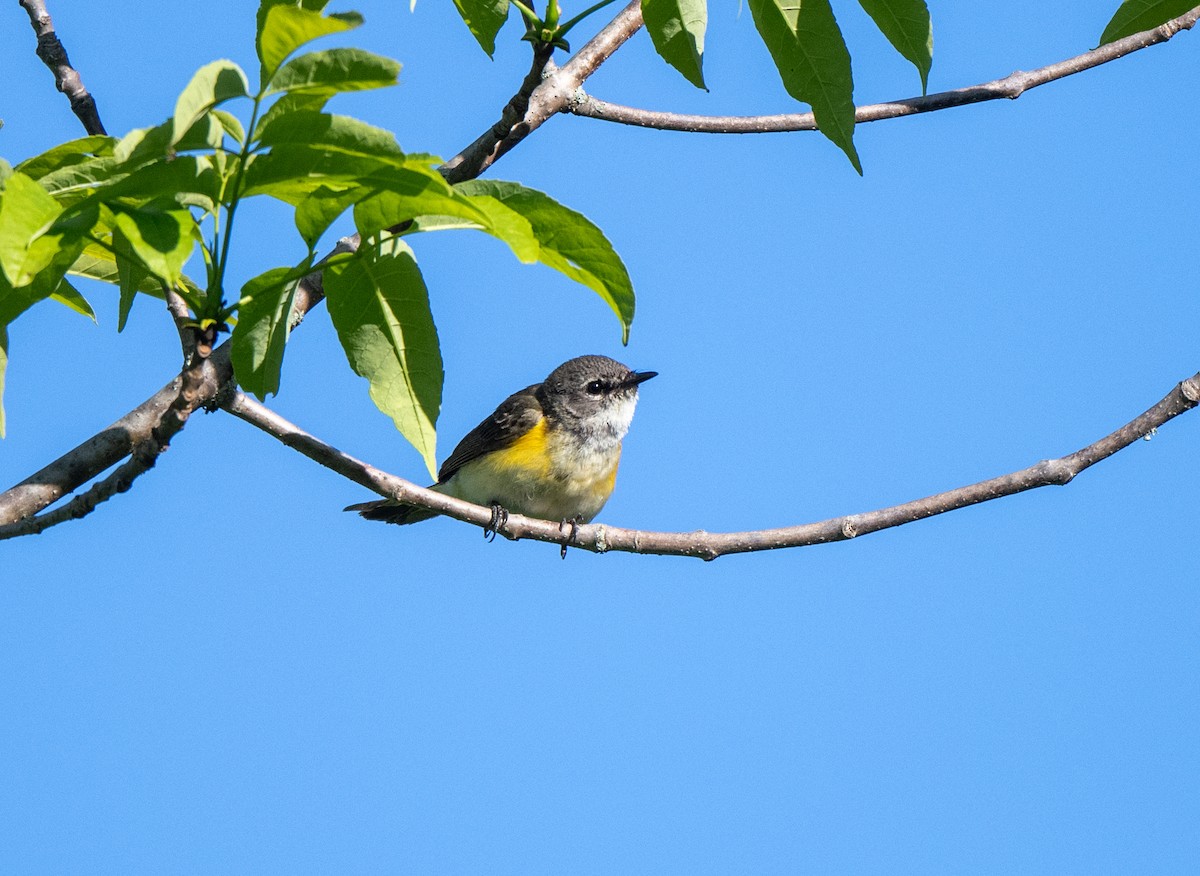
[99,155,222,215]
[172,60,249,146]
[35,155,122,202]
[0,173,64,287]
[748,0,861,174]
[68,241,167,297]
[352,168,487,238]
[231,266,304,398]
[455,180,636,342]
[452,0,511,57]
[112,206,199,286]
[266,48,400,97]
[1100,0,1196,43]
[857,0,932,94]
[324,236,442,479]
[112,229,154,332]
[212,109,247,145]
[295,184,368,247]
[642,0,708,89]
[251,91,332,141]
[241,146,390,203]
[257,3,363,86]
[15,135,115,181]
[49,281,96,321]
[256,111,405,160]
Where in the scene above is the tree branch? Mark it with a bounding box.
[0,352,222,539]
[0,344,233,527]
[442,0,645,183]
[19,0,107,135]
[223,373,1200,561]
[568,6,1200,134]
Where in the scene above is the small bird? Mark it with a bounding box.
[346,355,656,527]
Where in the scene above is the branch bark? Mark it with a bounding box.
[223,373,1200,561]
[18,0,106,135]
[568,6,1200,134]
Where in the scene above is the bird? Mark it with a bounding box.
[345,355,655,528]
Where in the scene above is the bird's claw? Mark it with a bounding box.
[483,504,509,542]
[559,515,583,559]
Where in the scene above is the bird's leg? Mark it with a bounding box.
[483,503,509,542]
[558,515,583,559]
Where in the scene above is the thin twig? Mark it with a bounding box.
[569,6,1200,134]
[18,0,106,135]
[223,374,1200,560]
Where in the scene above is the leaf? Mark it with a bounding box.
[99,155,222,215]
[251,91,332,141]
[1100,0,1196,43]
[112,206,199,286]
[172,60,250,146]
[49,281,96,321]
[231,266,303,398]
[241,146,390,203]
[257,2,363,86]
[15,135,115,181]
[352,168,488,239]
[452,0,511,57]
[455,180,636,342]
[857,0,932,94]
[295,184,368,247]
[748,0,861,174]
[35,155,122,202]
[256,111,406,161]
[266,48,400,97]
[0,173,64,287]
[67,241,167,297]
[642,0,708,89]
[324,236,442,478]
[111,229,154,332]
[212,109,247,145]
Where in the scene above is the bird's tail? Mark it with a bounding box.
[343,498,440,525]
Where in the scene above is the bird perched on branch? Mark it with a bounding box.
[345,355,656,528]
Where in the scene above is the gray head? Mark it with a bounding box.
[537,355,656,437]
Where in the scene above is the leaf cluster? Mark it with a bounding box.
[0,0,635,477]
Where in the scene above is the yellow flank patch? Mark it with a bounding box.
[486,417,552,476]
[599,457,619,498]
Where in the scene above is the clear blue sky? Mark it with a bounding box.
[2,1,1198,872]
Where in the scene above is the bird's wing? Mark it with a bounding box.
[436,383,544,484]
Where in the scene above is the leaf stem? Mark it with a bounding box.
[558,0,619,35]
[209,96,264,318]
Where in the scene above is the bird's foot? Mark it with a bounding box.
[483,503,509,542]
[558,515,583,559]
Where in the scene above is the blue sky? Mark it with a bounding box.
[2,1,1198,872]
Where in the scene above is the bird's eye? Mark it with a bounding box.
[585,380,605,396]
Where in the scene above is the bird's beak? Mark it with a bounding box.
[626,370,657,388]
